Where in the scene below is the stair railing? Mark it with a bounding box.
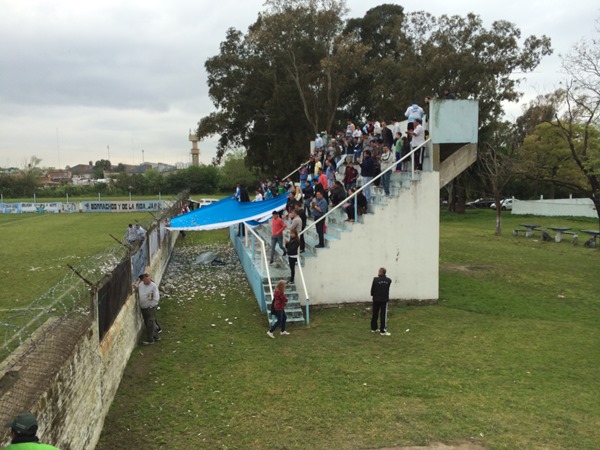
[242,223,274,315]
[299,138,431,239]
[295,251,310,324]
[282,159,311,182]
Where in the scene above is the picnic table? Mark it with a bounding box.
[514,224,541,238]
[581,229,600,248]
[548,226,573,243]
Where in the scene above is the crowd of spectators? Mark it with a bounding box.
[235,96,448,278]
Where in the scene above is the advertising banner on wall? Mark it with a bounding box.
[80,201,165,213]
[0,200,166,214]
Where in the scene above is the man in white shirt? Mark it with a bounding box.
[137,273,161,345]
[135,224,146,242]
[407,118,425,170]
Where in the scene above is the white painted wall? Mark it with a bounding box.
[301,172,440,304]
[512,198,598,218]
[429,100,479,144]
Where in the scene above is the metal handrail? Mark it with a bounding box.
[299,139,431,238]
[242,223,274,308]
[282,159,311,183]
[295,252,310,324]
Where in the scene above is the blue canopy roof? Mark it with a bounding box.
[168,195,288,231]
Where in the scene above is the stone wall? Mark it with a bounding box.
[0,231,178,450]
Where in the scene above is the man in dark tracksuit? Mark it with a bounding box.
[370,267,392,336]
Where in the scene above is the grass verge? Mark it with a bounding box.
[95,210,600,449]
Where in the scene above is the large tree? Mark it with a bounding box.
[198,0,365,174]
[345,8,552,126]
[518,22,600,227]
[199,3,552,178]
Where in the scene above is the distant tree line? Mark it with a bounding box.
[0,151,260,199]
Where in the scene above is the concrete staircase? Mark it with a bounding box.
[438,143,477,187]
[236,169,423,324]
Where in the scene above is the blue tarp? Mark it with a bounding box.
[168,195,288,231]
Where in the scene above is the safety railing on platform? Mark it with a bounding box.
[298,138,432,239]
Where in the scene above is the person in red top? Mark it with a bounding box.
[267,280,289,338]
[317,167,328,190]
[269,210,287,264]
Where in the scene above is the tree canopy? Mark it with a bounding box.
[197,1,552,176]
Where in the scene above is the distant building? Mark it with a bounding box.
[68,163,94,176]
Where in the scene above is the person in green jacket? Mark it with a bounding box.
[4,412,60,449]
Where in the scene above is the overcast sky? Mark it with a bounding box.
[0,1,598,170]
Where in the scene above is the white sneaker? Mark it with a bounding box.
[266,331,275,339]
[281,331,290,336]
[380,331,391,336]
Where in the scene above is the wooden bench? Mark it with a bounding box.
[513,229,528,236]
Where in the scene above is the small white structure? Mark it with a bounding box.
[512,198,598,218]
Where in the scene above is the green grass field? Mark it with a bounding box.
[87,210,599,450]
[0,212,152,308]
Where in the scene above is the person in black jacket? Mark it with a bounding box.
[370,267,392,335]
[343,187,367,222]
[359,150,376,202]
[285,230,300,283]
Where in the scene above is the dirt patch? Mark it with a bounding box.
[442,264,495,273]
[369,443,486,450]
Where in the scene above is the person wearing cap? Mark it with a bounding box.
[4,412,60,449]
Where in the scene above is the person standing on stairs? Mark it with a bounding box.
[379,145,395,197]
[294,201,307,253]
[407,118,425,170]
[358,150,376,202]
[270,210,287,264]
[285,230,300,284]
[267,280,289,338]
[370,267,392,336]
[310,190,328,248]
